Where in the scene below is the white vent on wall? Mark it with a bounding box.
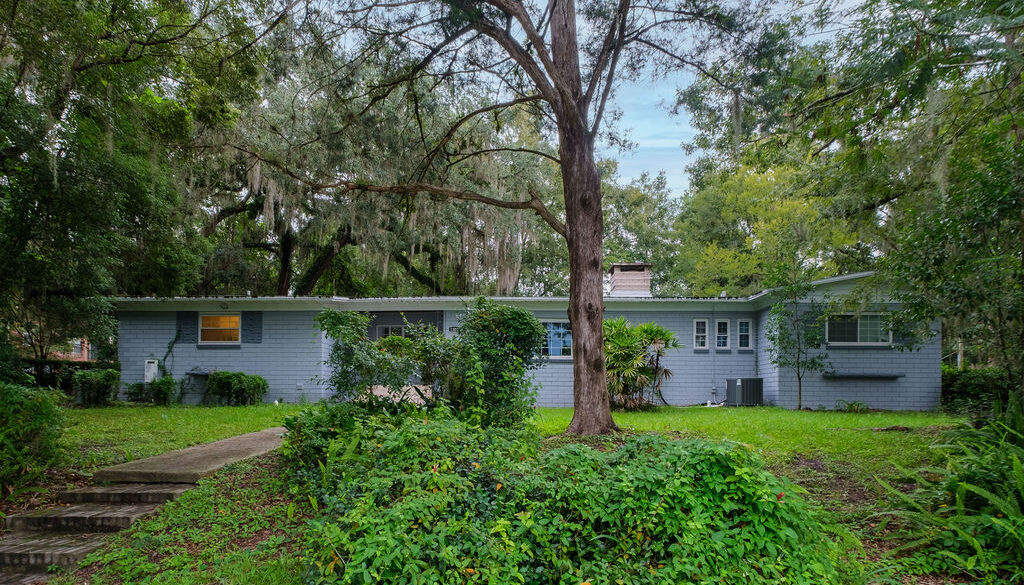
[144,360,158,383]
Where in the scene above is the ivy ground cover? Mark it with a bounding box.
[285,405,842,585]
[53,406,960,584]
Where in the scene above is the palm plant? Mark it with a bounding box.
[603,317,680,410]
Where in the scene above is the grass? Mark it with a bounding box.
[535,407,962,532]
[52,405,962,584]
[1,404,306,520]
[536,406,957,473]
[63,404,308,469]
[50,454,310,585]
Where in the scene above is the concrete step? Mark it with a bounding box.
[0,531,106,572]
[0,572,52,585]
[59,483,192,505]
[5,503,159,533]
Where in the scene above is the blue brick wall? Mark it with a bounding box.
[756,308,780,405]
[118,303,942,411]
[118,310,329,403]
[773,320,942,410]
[530,309,763,407]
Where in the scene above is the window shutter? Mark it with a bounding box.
[241,311,263,343]
[177,312,198,343]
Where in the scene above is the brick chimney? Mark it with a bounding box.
[608,263,653,297]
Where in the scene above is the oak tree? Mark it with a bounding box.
[258,0,767,433]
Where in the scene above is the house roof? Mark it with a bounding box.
[113,272,877,312]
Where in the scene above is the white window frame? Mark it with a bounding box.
[541,320,573,359]
[693,319,708,349]
[715,319,730,349]
[378,325,406,338]
[825,313,893,346]
[198,313,241,345]
[737,319,752,349]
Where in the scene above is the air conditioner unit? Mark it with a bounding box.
[725,378,763,406]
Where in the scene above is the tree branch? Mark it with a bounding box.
[413,94,544,180]
[228,145,567,238]
[446,146,560,167]
[445,0,560,107]
[591,0,631,134]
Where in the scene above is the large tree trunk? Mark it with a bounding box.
[550,0,616,435]
[560,124,616,435]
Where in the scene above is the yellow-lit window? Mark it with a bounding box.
[200,315,240,343]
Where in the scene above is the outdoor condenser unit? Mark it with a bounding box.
[725,378,764,406]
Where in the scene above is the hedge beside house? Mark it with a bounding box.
[207,371,269,406]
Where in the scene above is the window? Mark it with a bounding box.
[542,322,572,357]
[738,320,751,349]
[716,320,730,348]
[199,314,240,344]
[826,314,891,345]
[693,319,708,349]
[379,325,405,338]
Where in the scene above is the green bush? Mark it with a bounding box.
[125,377,178,405]
[884,422,1024,580]
[292,411,839,584]
[316,311,417,404]
[73,368,121,406]
[604,317,680,410]
[400,324,485,413]
[317,299,545,428]
[941,365,1012,420]
[454,298,546,427]
[150,377,177,405]
[206,371,269,406]
[0,383,64,497]
[280,401,372,473]
[0,336,33,386]
[24,358,119,393]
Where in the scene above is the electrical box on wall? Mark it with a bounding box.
[144,360,158,383]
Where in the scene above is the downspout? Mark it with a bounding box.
[711,305,717,402]
[754,309,760,376]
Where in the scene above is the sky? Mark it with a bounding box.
[600,74,699,198]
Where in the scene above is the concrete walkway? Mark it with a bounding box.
[93,427,286,484]
[0,427,287,583]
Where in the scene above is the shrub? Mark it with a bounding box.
[24,358,119,393]
[604,317,680,410]
[941,365,1011,420]
[835,399,870,413]
[125,377,178,405]
[293,411,840,584]
[455,298,546,427]
[150,377,177,405]
[0,336,33,386]
[0,383,64,497]
[73,368,121,406]
[280,401,373,473]
[884,422,1024,580]
[316,311,416,403]
[317,300,545,428]
[206,371,269,406]
[400,324,485,414]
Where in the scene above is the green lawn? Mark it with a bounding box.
[536,406,957,470]
[535,406,960,525]
[53,405,963,584]
[63,404,308,470]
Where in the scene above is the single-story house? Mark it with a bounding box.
[115,266,941,410]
